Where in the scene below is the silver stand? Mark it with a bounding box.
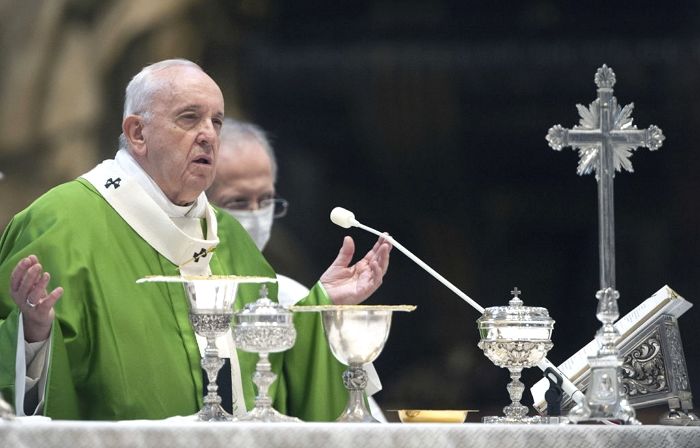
[531,288,698,425]
[623,314,698,425]
[547,64,664,424]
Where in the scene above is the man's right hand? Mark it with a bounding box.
[10,255,63,342]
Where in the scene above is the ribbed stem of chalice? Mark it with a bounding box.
[197,335,231,421]
[503,367,529,420]
[253,352,275,409]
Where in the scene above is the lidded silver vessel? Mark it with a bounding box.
[232,286,300,422]
[477,288,554,423]
[234,288,296,353]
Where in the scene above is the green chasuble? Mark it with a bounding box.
[0,178,348,421]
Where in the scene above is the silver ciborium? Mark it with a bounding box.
[233,285,301,422]
[137,275,275,422]
[293,304,415,422]
[477,288,554,424]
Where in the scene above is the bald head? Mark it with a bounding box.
[118,59,206,151]
[120,59,225,205]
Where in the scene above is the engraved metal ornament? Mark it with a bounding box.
[622,333,666,397]
[546,64,663,424]
[546,64,664,179]
[234,326,295,353]
[666,323,690,392]
[136,275,276,422]
[232,286,300,422]
[184,280,238,422]
[477,288,554,424]
[189,313,232,337]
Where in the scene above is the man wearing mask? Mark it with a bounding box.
[207,118,386,420]
[0,59,392,421]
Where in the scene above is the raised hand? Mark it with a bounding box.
[10,255,63,342]
[319,235,392,305]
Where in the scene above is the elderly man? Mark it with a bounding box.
[207,119,387,420]
[0,59,391,421]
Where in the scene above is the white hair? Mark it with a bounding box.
[118,59,203,151]
[219,118,278,182]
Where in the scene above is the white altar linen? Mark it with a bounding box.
[1,418,698,448]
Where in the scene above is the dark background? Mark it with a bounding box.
[5,0,700,421]
[195,2,700,420]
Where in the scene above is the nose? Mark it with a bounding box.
[195,119,219,149]
[248,198,261,211]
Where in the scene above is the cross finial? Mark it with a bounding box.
[511,287,521,298]
[594,64,616,89]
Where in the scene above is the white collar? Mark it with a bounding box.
[80,153,219,276]
[115,149,208,218]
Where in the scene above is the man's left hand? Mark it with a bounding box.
[320,235,392,305]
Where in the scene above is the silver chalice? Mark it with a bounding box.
[477,288,554,424]
[293,304,415,422]
[233,285,300,422]
[137,274,275,422]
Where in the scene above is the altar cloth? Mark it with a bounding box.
[1,418,698,448]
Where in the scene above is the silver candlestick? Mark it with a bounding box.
[478,288,554,424]
[293,304,415,423]
[233,285,300,423]
[546,64,663,424]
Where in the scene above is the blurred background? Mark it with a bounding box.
[1,0,699,422]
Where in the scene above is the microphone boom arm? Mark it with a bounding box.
[334,207,584,406]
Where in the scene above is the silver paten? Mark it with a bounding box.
[478,288,554,424]
[233,286,300,422]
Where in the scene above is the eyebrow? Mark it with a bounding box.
[174,105,224,119]
[175,105,202,115]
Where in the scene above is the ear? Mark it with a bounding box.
[122,115,147,157]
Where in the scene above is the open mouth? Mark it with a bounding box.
[193,156,212,165]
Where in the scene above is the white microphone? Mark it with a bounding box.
[329,206,584,406]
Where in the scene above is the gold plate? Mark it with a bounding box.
[396,409,477,423]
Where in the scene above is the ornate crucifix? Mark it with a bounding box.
[546,64,664,290]
[545,64,664,423]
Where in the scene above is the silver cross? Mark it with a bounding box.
[546,64,664,290]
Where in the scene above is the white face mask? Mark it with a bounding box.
[225,205,274,251]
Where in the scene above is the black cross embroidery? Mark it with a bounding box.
[105,177,122,189]
[192,248,208,263]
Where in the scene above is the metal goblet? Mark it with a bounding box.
[477,288,554,424]
[293,304,415,423]
[233,286,301,423]
[137,274,275,422]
